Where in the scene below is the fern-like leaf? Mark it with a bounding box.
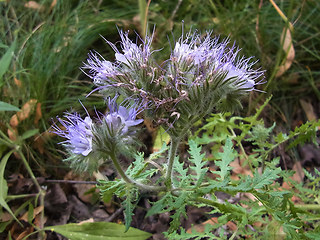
[213,137,235,180]
[123,185,139,231]
[188,139,207,187]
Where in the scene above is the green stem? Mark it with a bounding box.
[196,197,246,216]
[17,150,45,239]
[228,126,254,173]
[165,137,180,189]
[6,193,38,201]
[295,204,320,211]
[109,151,133,184]
[109,151,165,192]
[164,115,201,189]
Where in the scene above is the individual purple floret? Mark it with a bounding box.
[82,51,119,86]
[53,113,93,156]
[221,47,265,91]
[102,29,154,66]
[104,96,144,134]
[173,32,222,66]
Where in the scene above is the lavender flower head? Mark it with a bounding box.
[171,31,264,91]
[81,27,265,136]
[53,113,93,156]
[104,96,144,134]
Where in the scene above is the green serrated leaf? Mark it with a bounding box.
[287,120,320,149]
[274,132,288,144]
[98,179,124,203]
[188,140,207,186]
[173,157,190,187]
[146,193,171,218]
[123,186,138,232]
[0,101,20,112]
[43,222,151,240]
[149,142,169,161]
[213,138,235,180]
[252,168,281,189]
[305,232,320,239]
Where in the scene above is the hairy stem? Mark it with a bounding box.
[165,137,181,189]
[109,151,165,192]
[109,151,133,184]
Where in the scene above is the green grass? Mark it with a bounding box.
[0,0,319,238]
[1,0,318,174]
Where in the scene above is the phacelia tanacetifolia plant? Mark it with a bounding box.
[53,27,265,232]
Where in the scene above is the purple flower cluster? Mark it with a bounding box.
[54,27,265,162]
[171,31,264,91]
[82,29,154,88]
[53,96,143,159]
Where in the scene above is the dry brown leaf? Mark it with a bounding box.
[0,212,13,222]
[229,158,253,181]
[14,78,22,88]
[79,218,94,224]
[20,205,44,222]
[276,28,295,77]
[299,99,317,122]
[33,131,55,154]
[73,183,97,203]
[286,72,300,84]
[34,102,42,125]
[187,217,218,233]
[292,162,305,183]
[24,1,44,11]
[291,195,302,204]
[50,0,57,9]
[8,99,38,142]
[10,99,37,127]
[15,226,34,240]
[226,221,238,231]
[7,128,18,142]
[281,181,291,190]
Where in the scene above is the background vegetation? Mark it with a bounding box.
[0,0,319,239]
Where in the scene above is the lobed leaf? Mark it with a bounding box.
[188,139,207,186]
[252,168,281,189]
[213,138,235,180]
